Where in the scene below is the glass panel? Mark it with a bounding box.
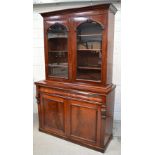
[47,24,68,78]
[76,21,103,81]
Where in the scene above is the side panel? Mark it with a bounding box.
[106,11,115,84]
[103,89,115,146]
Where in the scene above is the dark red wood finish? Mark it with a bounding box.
[35,4,117,152]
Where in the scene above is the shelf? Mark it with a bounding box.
[48,64,68,68]
[48,30,67,33]
[77,40,102,42]
[77,66,101,70]
[48,37,67,39]
[77,34,102,37]
[49,50,67,53]
[48,34,67,39]
[48,74,68,78]
[77,49,101,51]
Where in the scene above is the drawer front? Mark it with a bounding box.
[39,87,105,105]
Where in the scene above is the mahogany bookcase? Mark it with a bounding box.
[35,3,117,152]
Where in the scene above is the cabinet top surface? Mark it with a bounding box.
[40,3,117,17]
[35,80,116,95]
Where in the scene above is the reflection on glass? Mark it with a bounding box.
[47,24,68,78]
[76,21,103,81]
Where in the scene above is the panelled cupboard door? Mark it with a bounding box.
[40,94,66,136]
[71,15,107,83]
[44,20,72,81]
[68,100,99,144]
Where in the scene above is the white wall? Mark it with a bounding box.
[33,2,121,120]
[113,3,121,120]
[33,0,120,4]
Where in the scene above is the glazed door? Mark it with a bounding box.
[44,20,71,81]
[40,94,66,136]
[71,15,106,83]
[68,100,99,145]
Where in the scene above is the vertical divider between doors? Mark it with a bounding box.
[70,18,76,82]
[64,99,70,137]
[68,17,73,82]
[96,105,101,146]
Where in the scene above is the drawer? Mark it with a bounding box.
[38,86,105,105]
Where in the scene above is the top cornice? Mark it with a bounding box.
[40,3,117,17]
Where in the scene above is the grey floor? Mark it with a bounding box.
[33,114,121,155]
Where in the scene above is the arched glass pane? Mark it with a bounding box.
[47,24,68,78]
[76,21,103,81]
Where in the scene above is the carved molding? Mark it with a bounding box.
[36,86,40,104]
[36,96,40,104]
[101,107,106,119]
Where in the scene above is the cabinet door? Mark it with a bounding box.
[44,20,70,80]
[40,94,66,135]
[69,100,99,144]
[71,15,106,83]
